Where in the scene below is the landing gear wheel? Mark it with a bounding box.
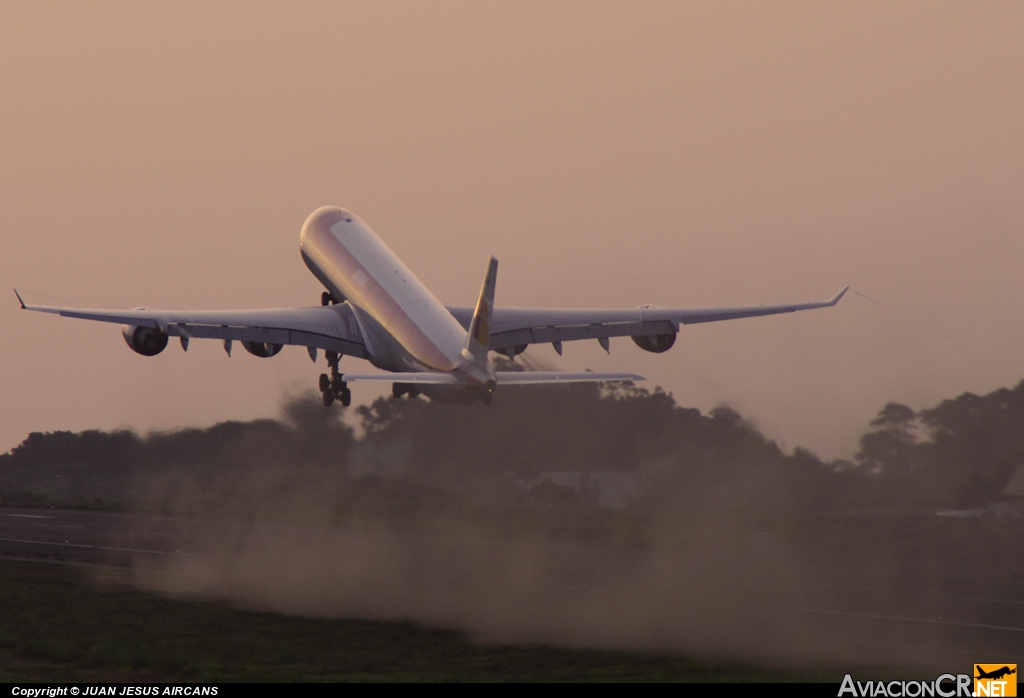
[392,383,406,399]
[319,350,349,408]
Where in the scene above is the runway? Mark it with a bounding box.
[0,508,210,567]
[1,506,1021,668]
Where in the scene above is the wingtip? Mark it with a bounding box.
[13,289,25,309]
[830,286,849,305]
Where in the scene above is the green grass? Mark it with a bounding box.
[0,559,832,682]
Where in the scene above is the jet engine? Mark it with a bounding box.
[122,325,168,356]
[631,331,676,353]
[242,341,283,358]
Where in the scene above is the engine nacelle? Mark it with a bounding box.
[631,331,677,353]
[242,341,283,358]
[122,325,168,356]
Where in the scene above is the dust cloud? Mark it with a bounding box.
[7,373,1021,666]
[145,494,827,663]
[110,380,1024,668]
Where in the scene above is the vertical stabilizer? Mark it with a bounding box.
[461,256,498,367]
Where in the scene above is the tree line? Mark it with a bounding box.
[3,377,1023,513]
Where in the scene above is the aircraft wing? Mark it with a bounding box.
[14,292,368,358]
[447,287,847,352]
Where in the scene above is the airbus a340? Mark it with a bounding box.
[16,206,847,406]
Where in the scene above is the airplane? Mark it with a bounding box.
[975,666,1016,681]
[15,206,848,407]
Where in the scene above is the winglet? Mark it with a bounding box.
[13,289,25,309]
[828,286,849,306]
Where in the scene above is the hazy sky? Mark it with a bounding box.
[2,2,1022,459]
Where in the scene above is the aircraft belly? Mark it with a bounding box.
[390,299,464,363]
[349,306,420,373]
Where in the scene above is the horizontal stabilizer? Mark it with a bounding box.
[495,371,644,384]
[342,372,461,384]
[342,371,644,385]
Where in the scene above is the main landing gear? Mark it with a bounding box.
[319,351,351,407]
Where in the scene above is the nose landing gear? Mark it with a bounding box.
[319,351,351,407]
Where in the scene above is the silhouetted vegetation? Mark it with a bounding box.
[3,376,1024,514]
[847,384,1024,506]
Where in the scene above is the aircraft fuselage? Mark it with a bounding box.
[299,206,489,385]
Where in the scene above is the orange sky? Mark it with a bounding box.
[2,1,1022,459]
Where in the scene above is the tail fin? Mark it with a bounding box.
[461,256,498,366]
